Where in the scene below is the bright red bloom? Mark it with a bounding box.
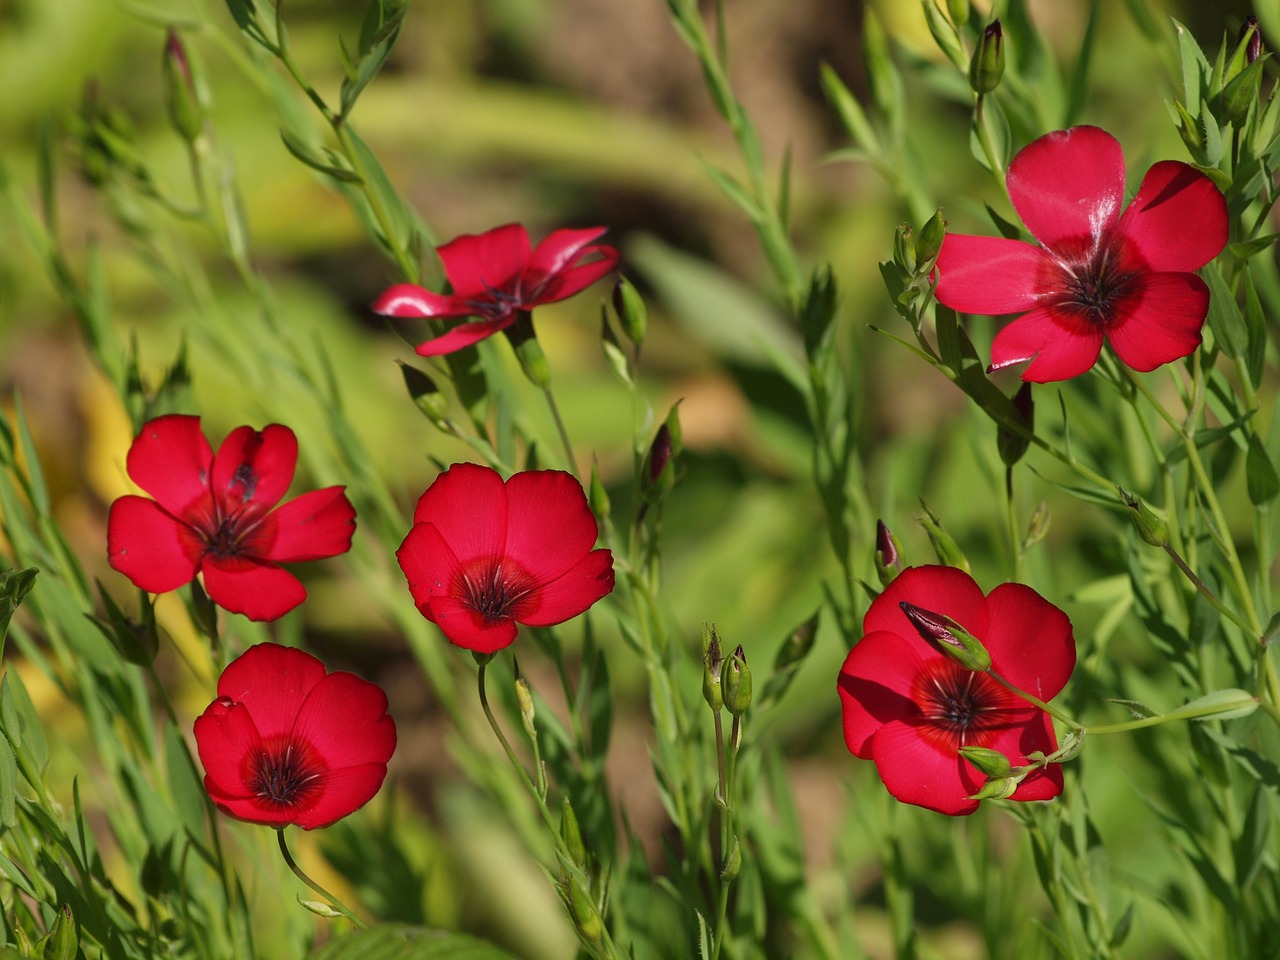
[396,463,615,654]
[107,415,356,622]
[194,643,396,830]
[837,565,1076,816]
[372,223,621,357]
[935,125,1228,382]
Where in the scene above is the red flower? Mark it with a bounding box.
[935,125,1228,382]
[194,643,396,830]
[837,565,1076,816]
[107,415,356,622]
[396,463,615,654]
[372,223,621,357]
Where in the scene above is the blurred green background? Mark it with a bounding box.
[0,0,1274,957]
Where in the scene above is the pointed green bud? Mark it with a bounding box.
[723,644,752,717]
[1024,501,1050,549]
[588,460,611,528]
[565,873,603,943]
[398,361,450,424]
[38,904,77,960]
[189,577,219,642]
[947,0,969,28]
[997,381,1034,466]
[1118,487,1169,547]
[502,311,551,389]
[775,611,818,670]
[560,797,587,869]
[1263,611,1280,647]
[875,519,905,586]
[917,501,970,571]
[892,223,916,273]
[958,746,1014,778]
[642,403,683,501]
[298,898,343,919]
[969,20,1005,95]
[1219,56,1264,126]
[1171,99,1204,153]
[720,836,741,880]
[163,29,204,144]
[914,209,947,271]
[612,277,647,347]
[702,625,724,712]
[968,775,1019,801]
[514,666,536,740]
[900,601,991,672]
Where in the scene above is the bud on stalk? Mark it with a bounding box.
[969,20,1005,95]
[900,601,992,672]
[723,645,752,717]
[163,29,204,144]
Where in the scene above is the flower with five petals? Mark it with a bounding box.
[935,125,1228,382]
[107,415,356,621]
[396,463,615,653]
[372,223,621,357]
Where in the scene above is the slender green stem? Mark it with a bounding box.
[1162,543,1257,636]
[276,829,365,928]
[543,386,579,474]
[988,669,1082,731]
[973,95,1005,182]
[1005,467,1021,580]
[710,714,740,960]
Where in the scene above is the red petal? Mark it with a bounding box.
[125,414,213,516]
[211,424,297,516]
[1008,126,1125,251]
[990,306,1104,382]
[837,630,927,758]
[503,471,600,582]
[292,762,391,830]
[870,719,979,816]
[202,555,307,621]
[396,521,462,620]
[1116,161,1228,272]
[934,235,1051,314]
[372,283,469,318]
[291,671,396,770]
[437,223,530,299]
[974,709,1064,802]
[532,246,621,304]
[411,463,508,563]
[215,642,326,737]
[259,487,356,563]
[527,227,609,278]
[515,549,614,627]
[194,695,263,800]
[427,594,519,653]
[862,565,990,651]
[414,317,514,357]
[983,582,1076,700]
[1106,273,1208,372]
[107,496,202,593]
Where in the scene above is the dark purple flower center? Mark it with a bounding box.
[249,738,323,809]
[458,559,536,623]
[1048,235,1144,330]
[913,665,1016,750]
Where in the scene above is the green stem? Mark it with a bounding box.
[543,386,579,474]
[1162,542,1257,636]
[988,669,1082,731]
[973,94,1005,183]
[276,829,365,928]
[1005,467,1021,580]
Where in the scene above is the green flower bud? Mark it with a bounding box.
[875,519,905,586]
[1171,99,1204,154]
[914,209,947,271]
[968,775,1020,801]
[917,501,970,571]
[1219,57,1264,127]
[565,873,603,943]
[900,601,991,672]
[588,460,612,529]
[398,361,450,424]
[947,0,970,28]
[723,644,752,717]
[1118,487,1169,548]
[1024,501,1050,549]
[720,836,741,880]
[38,904,77,960]
[702,625,724,712]
[997,381,1034,467]
[612,277,647,347]
[163,29,204,144]
[892,223,916,273]
[560,797,586,869]
[969,19,1005,95]
[775,611,818,670]
[514,668,536,740]
[958,745,1014,778]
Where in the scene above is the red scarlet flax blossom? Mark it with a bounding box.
[837,565,1076,816]
[935,125,1228,382]
[396,463,615,654]
[194,643,396,829]
[107,415,355,621]
[372,223,621,357]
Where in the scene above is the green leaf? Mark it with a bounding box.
[310,926,520,960]
[0,568,37,658]
[1246,433,1280,504]
[279,129,364,183]
[1233,784,1272,888]
[1174,19,1209,113]
[1204,260,1246,356]
[0,733,16,829]
[820,65,879,158]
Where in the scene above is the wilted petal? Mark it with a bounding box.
[1007,126,1126,251]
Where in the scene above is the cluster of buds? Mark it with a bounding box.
[702,626,752,717]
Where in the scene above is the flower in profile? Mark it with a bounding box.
[107,415,356,621]
[372,223,621,357]
[935,125,1228,382]
[194,643,396,829]
[396,463,615,653]
[837,565,1076,816]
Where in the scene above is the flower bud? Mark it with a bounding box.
[1219,58,1264,127]
[560,796,587,869]
[1263,611,1280,647]
[1118,487,1169,548]
[947,0,970,28]
[1243,16,1264,64]
[565,873,603,943]
[720,836,741,880]
[612,277,647,347]
[997,381,1034,467]
[723,644,752,717]
[642,403,682,501]
[968,775,1020,801]
[1024,501,1050,549]
[702,625,724,712]
[37,904,77,960]
[875,519,905,586]
[163,29,204,144]
[914,210,947,271]
[969,20,1005,95]
[958,745,1014,778]
[398,361,450,424]
[298,899,343,919]
[892,223,916,273]
[775,611,818,671]
[900,601,991,672]
[514,669,536,740]
[917,501,970,571]
[588,460,612,529]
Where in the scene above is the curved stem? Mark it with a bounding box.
[276,829,366,928]
[543,387,578,474]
